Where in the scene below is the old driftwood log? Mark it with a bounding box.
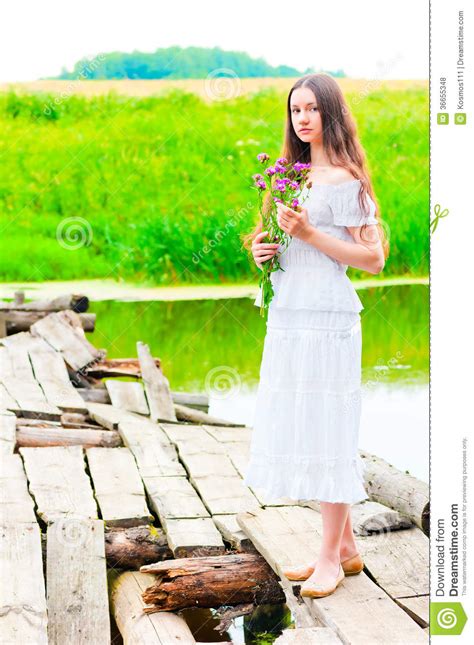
[0,293,89,312]
[104,525,173,569]
[140,553,285,612]
[1,311,95,334]
[360,450,430,535]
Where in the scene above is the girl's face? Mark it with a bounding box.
[290,86,323,143]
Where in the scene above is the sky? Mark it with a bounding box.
[0,0,429,82]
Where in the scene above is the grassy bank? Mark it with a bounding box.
[0,84,428,283]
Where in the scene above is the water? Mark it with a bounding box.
[89,283,428,481]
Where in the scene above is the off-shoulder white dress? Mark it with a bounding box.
[244,179,377,504]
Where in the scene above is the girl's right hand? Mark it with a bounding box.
[251,231,280,270]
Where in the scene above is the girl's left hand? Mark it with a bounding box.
[276,203,312,241]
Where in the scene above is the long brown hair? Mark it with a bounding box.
[241,73,389,258]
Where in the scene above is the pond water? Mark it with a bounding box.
[89,283,428,483]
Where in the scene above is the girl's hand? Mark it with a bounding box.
[276,203,312,241]
[251,230,280,270]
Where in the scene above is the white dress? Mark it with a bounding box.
[243,179,377,504]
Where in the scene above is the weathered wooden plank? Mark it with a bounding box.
[160,423,226,456]
[190,473,260,515]
[119,421,185,477]
[2,341,36,380]
[17,425,121,448]
[109,570,196,644]
[38,379,89,413]
[137,341,177,422]
[179,452,240,478]
[86,447,153,527]
[0,454,37,524]
[46,518,110,644]
[0,346,14,379]
[0,412,16,455]
[31,311,103,370]
[105,380,149,415]
[29,345,70,383]
[274,627,342,644]
[0,523,48,643]
[20,446,98,522]
[396,595,429,627]
[203,424,252,443]
[160,516,225,557]
[0,382,18,411]
[237,506,427,644]
[144,476,210,520]
[212,514,255,551]
[357,525,428,598]
[2,377,62,419]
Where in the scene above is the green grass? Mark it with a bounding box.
[0,86,428,283]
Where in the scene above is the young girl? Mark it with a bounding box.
[242,73,388,599]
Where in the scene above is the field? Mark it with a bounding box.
[0,78,428,284]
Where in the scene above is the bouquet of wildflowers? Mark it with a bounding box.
[252,153,312,317]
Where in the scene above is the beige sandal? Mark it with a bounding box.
[300,564,345,598]
[283,552,364,581]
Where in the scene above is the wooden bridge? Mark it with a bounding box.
[0,293,429,644]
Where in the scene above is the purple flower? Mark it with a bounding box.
[264,166,276,176]
[275,179,287,192]
[289,181,299,190]
[274,163,287,174]
[291,198,299,209]
[276,157,288,165]
[257,152,270,163]
[252,173,264,181]
[293,161,312,173]
[257,180,266,189]
[273,197,283,204]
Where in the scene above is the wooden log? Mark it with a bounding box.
[85,357,161,379]
[109,571,196,644]
[137,341,177,422]
[105,380,149,415]
[20,445,98,522]
[171,390,209,411]
[0,523,48,643]
[140,553,285,612]
[104,525,173,569]
[16,425,122,448]
[46,518,110,643]
[301,499,414,535]
[360,450,429,535]
[174,403,240,426]
[0,293,89,312]
[31,310,105,370]
[86,447,153,527]
[2,311,95,333]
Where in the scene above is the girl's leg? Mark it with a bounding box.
[304,501,350,587]
[339,506,359,561]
